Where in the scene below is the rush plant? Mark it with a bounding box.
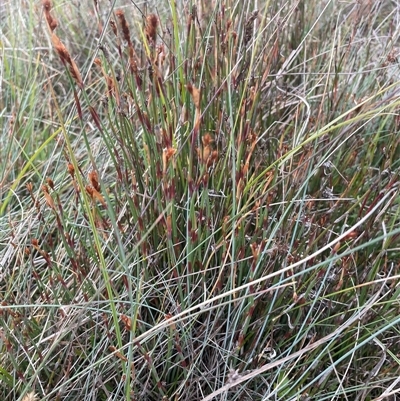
[1,1,400,400]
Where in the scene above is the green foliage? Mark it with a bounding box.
[1,0,400,400]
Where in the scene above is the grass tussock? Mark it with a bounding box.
[1,0,400,400]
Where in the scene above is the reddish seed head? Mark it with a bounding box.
[145,14,158,43]
[51,33,71,63]
[67,163,75,177]
[110,20,118,37]
[88,170,100,192]
[42,0,52,10]
[121,315,132,331]
[201,133,214,146]
[85,186,94,197]
[115,10,131,45]
[186,83,201,109]
[46,15,58,32]
[164,147,176,161]
[46,177,55,190]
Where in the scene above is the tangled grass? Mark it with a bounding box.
[1,0,400,400]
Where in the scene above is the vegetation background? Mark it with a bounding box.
[1,0,400,400]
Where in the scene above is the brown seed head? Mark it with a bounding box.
[211,149,218,162]
[201,133,214,146]
[42,0,52,11]
[43,187,55,210]
[121,314,132,331]
[68,59,83,88]
[43,0,57,32]
[244,10,258,45]
[110,20,118,37]
[186,83,201,110]
[88,170,100,192]
[145,14,158,43]
[85,185,94,197]
[46,177,55,190]
[129,49,139,74]
[67,162,75,177]
[164,147,176,162]
[162,147,177,174]
[51,33,71,63]
[115,10,131,46]
[49,18,58,31]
